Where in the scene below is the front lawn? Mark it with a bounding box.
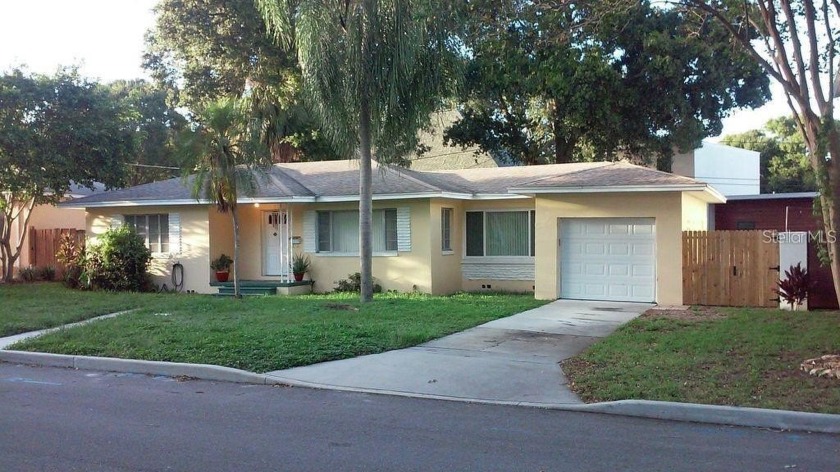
[0,283,165,337]
[12,292,546,373]
[562,307,840,414]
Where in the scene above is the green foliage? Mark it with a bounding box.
[17,266,37,283]
[0,283,162,337]
[85,226,152,292]
[257,0,462,163]
[37,266,56,282]
[210,254,233,272]
[446,1,770,166]
[291,253,311,274]
[144,0,333,161]
[721,117,816,193]
[775,263,812,309]
[564,308,840,414]
[0,68,135,281]
[56,233,86,289]
[103,80,187,185]
[335,273,382,294]
[12,291,547,373]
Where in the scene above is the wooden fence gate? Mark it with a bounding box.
[28,228,85,278]
[682,230,780,307]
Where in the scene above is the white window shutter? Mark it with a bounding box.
[168,213,181,255]
[110,214,124,229]
[303,211,316,253]
[397,207,411,252]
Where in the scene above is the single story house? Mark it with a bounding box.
[64,160,723,304]
[715,192,838,309]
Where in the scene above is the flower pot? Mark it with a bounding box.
[215,271,230,282]
[293,272,304,282]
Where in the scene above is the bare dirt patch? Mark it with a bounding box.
[641,305,727,322]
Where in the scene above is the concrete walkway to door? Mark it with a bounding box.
[265,300,650,406]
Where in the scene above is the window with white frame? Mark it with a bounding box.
[317,209,397,253]
[124,214,169,253]
[465,210,535,257]
[441,208,453,252]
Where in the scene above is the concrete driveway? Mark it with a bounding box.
[266,299,649,406]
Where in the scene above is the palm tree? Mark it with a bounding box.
[178,97,270,298]
[257,0,460,302]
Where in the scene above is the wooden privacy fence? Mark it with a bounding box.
[683,230,780,307]
[28,228,85,278]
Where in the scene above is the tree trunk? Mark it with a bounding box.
[358,96,374,303]
[0,198,36,282]
[232,207,242,299]
[358,0,374,303]
[551,104,575,164]
[818,129,840,307]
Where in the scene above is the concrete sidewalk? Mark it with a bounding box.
[265,300,648,406]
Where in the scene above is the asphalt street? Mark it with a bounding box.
[1,363,837,472]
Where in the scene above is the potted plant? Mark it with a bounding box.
[211,254,233,282]
[291,253,311,282]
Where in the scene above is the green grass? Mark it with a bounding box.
[11,291,546,373]
[0,283,169,337]
[562,307,840,414]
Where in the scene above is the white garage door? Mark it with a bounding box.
[560,218,655,303]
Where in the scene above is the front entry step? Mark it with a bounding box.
[210,280,313,296]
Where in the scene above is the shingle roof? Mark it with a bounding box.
[65,159,717,208]
[510,162,702,191]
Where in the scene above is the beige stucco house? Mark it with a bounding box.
[64,160,722,305]
[8,183,103,274]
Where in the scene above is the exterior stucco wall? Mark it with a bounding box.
[429,198,464,294]
[12,203,86,270]
[681,193,711,231]
[295,199,434,294]
[460,198,536,293]
[87,205,212,294]
[534,192,684,305]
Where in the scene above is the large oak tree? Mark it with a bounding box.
[0,68,133,282]
[446,0,770,168]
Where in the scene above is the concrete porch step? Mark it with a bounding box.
[210,280,314,296]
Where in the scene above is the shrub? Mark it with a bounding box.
[335,272,382,294]
[85,226,152,292]
[775,263,812,309]
[37,265,56,281]
[18,266,37,282]
[57,233,86,289]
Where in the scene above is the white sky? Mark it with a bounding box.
[0,0,790,139]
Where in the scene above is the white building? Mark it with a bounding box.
[672,142,760,197]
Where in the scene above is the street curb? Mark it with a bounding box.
[565,400,840,434]
[262,374,840,434]
[3,351,838,434]
[0,350,281,386]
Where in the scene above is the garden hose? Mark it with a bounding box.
[171,261,185,292]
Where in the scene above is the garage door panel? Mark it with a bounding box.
[632,243,654,256]
[560,218,655,303]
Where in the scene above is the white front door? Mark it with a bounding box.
[559,218,656,303]
[263,211,289,276]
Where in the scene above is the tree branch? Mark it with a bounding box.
[801,0,827,111]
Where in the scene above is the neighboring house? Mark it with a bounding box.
[672,142,761,197]
[715,192,838,309]
[9,183,104,274]
[408,111,505,171]
[63,160,723,305]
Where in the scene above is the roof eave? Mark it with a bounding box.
[508,184,727,203]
